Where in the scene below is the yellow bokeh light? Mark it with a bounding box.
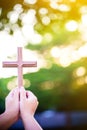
[81,14,87,26]
[40,81,54,90]
[76,77,85,86]
[75,67,86,77]
[7,4,23,24]
[50,46,60,58]
[78,43,87,57]
[39,8,48,15]
[7,11,19,24]
[58,4,70,12]
[84,76,87,84]
[70,0,76,2]
[42,16,51,25]
[24,0,37,4]
[7,78,31,90]
[23,79,31,88]
[43,33,53,43]
[13,4,23,13]
[59,55,71,67]
[21,9,36,25]
[80,6,87,14]
[65,20,78,31]
[7,78,17,90]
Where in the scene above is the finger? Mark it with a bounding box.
[13,87,19,100]
[26,91,35,98]
[28,91,37,98]
[20,87,26,100]
[26,91,34,98]
[7,88,16,98]
[5,88,16,102]
[26,91,38,102]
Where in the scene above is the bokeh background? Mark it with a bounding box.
[0,0,87,129]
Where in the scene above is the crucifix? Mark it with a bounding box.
[2,47,37,87]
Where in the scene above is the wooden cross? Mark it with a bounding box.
[3,47,37,87]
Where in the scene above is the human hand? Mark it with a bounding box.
[19,87,43,130]
[0,87,42,130]
[5,87,20,122]
[19,87,38,120]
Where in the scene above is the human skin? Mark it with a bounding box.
[0,87,20,130]
[20,87,43,130]
[0,87,43,130]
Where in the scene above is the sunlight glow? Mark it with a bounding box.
[84,76,87,84]
[40,81,54,90]
[0,31,17,57]
[50,1,70,12]
[58,4,70,12]
[23,79,31,88]
[80,6,87,14]
[7,11,19,24]
[78,43,87,57]
[7,78,31,90]
[76,77,85,86]
[50,1,59,9]
[24,0,37,4]
[18,9,42,44]
[50,47,61,58]
[76,67,86,77]
[13,4,23,14]
[21,9,36,25]
[1,1,87,77]
[22,25,42,44]
[70,0,76,2]
[0,42,40,78]
[39,8,48,15]
[51,46,74,67]
[30,33,42,44]
[81,14,87,26]
[79,14,87,41]
[7,4,23,24]
[13,29,26,46]
[22,25,35,40]
[7,78,17,90]
[65,20,78,31]
[50,43,87,67]
[42,16,51,25]
[43,33,53,42]
[59,55,71,67]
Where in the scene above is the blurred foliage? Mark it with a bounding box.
[0,0,87,113]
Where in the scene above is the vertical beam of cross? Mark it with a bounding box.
[3,47,37,87]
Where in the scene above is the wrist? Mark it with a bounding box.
[21,112,34,122]
[5,110,18,124]
[0,111,17,130]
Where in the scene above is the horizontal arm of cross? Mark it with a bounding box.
[3,61,37,67]
[22,61,37,67]
[3,62,18,67]
[2,47,37,87]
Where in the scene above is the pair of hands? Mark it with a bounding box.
[5,87,38,124]
[0,87,43,130]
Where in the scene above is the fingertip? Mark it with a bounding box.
[15,87,20,91]
[15,87,20,93]
[19,86,26,99]
[20,86,25,90]
[19,86,24,92]
[16,87,20,91]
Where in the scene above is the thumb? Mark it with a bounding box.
[12,87,19,100]
[20,87,26,101]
